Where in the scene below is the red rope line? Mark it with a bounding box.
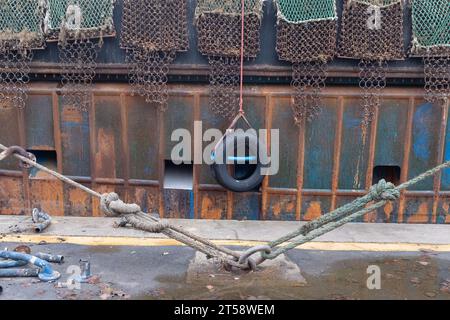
[239,0,245,114]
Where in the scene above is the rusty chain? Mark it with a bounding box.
[0,0,46,110]
[46,0,115,112]
[196,0,262,119]
[411,0,449,104]
[275,1,337,125]
[338,0,405,124]
[120,0,188,112]
[58,37,101,112]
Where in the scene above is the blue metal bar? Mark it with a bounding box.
[0,268,39,277]
[0,259,28,268]
[227,156,257,161]
[32,208,52,233]
[0,251,60,281]
[35,252,64,264]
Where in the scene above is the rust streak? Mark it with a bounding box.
[296,117,306,221]
[52,93,63,173]
[331,97,344,210]
[398,97,415,223]
[120,94,130,202]
[193,94,200,219]
[157,107,165,217]
[18,107,31,215]
[364,102,379,222]
[88,93,98,216]
[200,195,222,220]
[304,201,322,221]
[261,95,273,220]
[432,99,449,223]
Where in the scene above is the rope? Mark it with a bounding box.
[2,143,450,270]
[239,0,245,114]
[261,161,450,260]
[0,144,250,270]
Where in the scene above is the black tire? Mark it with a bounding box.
[211,131,267,193]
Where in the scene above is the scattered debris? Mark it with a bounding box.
[8,208,52,233]
[14,245,31,254]
[440,280,450,294]
[146,288,166,297]
[410,277,421,285]
[87,275,101,285]
[247,295,270,300]
[100,284,130,300]
[419,249,438,255]
[417,261,430,266]
[163,252,170,256]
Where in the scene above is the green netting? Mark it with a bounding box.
[195,0,262,17]
[275,0,337,24]
[412,0,450,54]
[352,0,400,6]
[46,0,115,38]
[0,0,46,47]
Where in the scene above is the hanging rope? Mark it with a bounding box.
[195,0,262,119]
[239,0,245,115]
[120,0,189,111]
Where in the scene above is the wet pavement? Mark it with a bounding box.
[0,242,449,300]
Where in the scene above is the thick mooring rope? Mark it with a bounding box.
[1,143,450,271]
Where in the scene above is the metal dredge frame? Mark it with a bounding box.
[45,0,116,112]
[195,0,263,119]
[410,0,450,104]
[120,0,189,111]
[0,0,47,110]
[275,0,338,125]
[338,0,405,125]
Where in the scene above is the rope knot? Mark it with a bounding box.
[100,192,141,217]
[369,179,400,202]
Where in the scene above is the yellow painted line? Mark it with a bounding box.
[1,234,450,252]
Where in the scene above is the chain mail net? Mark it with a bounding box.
[338,0,404,125]
[47,0,115,112]
[411,0,450,104]
[275,0,337,125]
[121,0,188,112]
[0,0,46,110]
[196,0,262,119]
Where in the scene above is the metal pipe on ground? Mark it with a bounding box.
[0,259,28,268]
[0,268,39,277]
[35,252,64,264]
[32,208,52,233]
[0,251,60,282]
